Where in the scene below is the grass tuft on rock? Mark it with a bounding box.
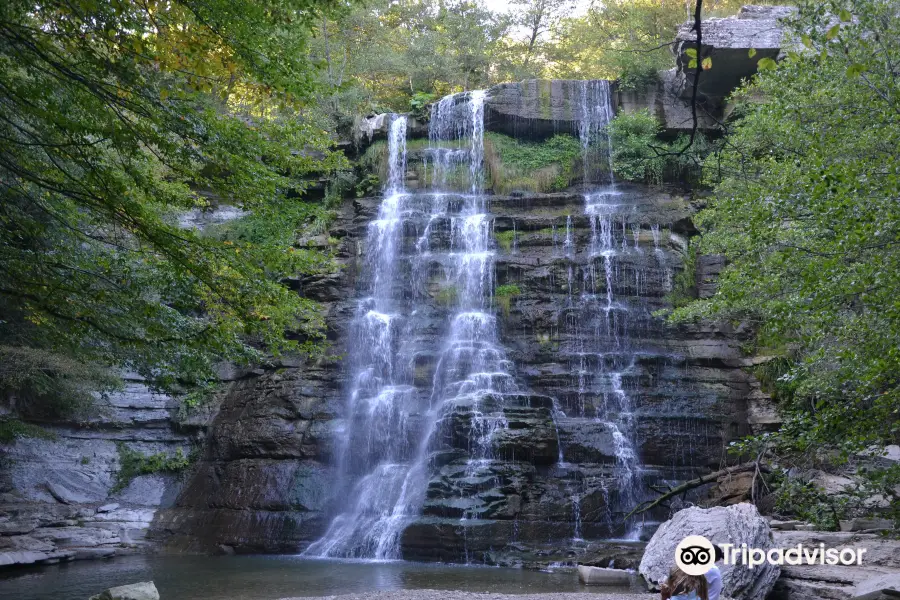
[113,442,193,492]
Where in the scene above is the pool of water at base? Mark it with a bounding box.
[0,555,645,600]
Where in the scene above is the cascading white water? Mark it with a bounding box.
[302,115,414,559]
[569,81,649,539]
[578,80,616,184]
[306,92,521,560]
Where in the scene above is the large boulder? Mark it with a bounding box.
[89,581,159,600]
[639,503,780,600]
[674,5,794,101]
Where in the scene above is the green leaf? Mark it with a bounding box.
[688,58,697,69]
[839,9,852,22]
[802,34,813,49]
[826,24,840,40]
[846,63,866,78]
[748,48,757,58]
[702,56,712,71]
[684,47,697,58]
[757,57,778,71]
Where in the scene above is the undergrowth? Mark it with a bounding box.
[484,133,581,194]
[112,442,194,492]
[0,418,56,444]
[608,110,710,186]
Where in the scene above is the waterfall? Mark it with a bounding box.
[578,80,615,184]
[302,114,413,559]
[305,92,517,560]
[571,83,649,539]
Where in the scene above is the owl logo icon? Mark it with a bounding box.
[675,535,716,576]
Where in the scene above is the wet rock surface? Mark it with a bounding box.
[150,185,771,565]
[279,593,654,600]
[149,201,359,554]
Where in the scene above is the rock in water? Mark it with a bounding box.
[89,581,159,600]
[577,565,633,585]
[638,503,780,600]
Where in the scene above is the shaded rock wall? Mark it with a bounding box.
[147,185,769,566]
[149,199,359,554]
[0,377,203,566]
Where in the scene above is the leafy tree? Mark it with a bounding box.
[309,0,510,129]
[671,0,900,523]
[0,0,346,411]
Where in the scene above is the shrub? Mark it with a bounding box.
[608,110,710,185]
[495,284,522,316]
[495,230,516,252]
[484,133,582,194]
[112,443,194,492]
[0,418,56,444]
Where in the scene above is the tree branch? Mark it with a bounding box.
[623,461,769,521]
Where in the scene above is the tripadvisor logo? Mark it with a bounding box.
[675,535,717,575]
[674,535,868,572]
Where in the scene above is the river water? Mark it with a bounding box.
[0,555,643,600]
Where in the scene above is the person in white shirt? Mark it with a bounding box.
[704,545,725,600]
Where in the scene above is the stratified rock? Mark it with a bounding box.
[639,503,780,600]
[354,113,428,146]
[484,79,597,140]
[88,581,159,600]
[617,69,720,133]
[853,573,900,597]
[769,530,900,600]
[840,518,894,533]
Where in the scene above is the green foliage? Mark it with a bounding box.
[0,346,118,420]
[494,284,521,317]
[495,230,516,252]
[772,474,847,530]
[410,92,438,120]
[608,110,668,183]
[0,0,347,406]
[495,284,522,297]
[113,443,194,493]
[356,174,382,198]
[668,242,698,309]
[671,0,900,524]
[608,110,709,185]
[548,0,752,84]
[0,418,56,445]
[310,0,513,120]
[484,133,582,194]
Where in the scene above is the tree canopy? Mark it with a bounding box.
[0,0,346,412]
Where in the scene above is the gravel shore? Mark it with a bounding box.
[280,590,655,600]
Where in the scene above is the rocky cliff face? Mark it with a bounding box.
[0,377,204,567]
[144,183,769,568]
[2,5,792,573]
